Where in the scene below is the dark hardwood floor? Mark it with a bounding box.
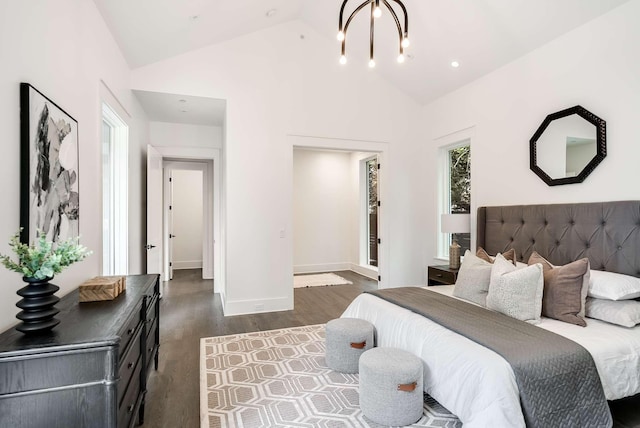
[141,269,640,428]
[141,269,377,428]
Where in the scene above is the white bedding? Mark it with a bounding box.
[342,285,640,428]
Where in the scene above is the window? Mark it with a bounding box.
[439,142,471,258]
[359,155,379,269]
[102,102,128,275]
[366,157,378,267]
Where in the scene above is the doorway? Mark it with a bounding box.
[290,134,389,288]
[163,160,215,283]
[164,166,204,280]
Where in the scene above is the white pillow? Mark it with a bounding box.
[453,250,492,306]
[588,270,640,301]
[585,297,640,328]
[486,254,544,324]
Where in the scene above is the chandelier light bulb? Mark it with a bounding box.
[397,54,405,63]
[368,59,376,68]
[337,31,345,41]
[373,7,382,18]
[340,55,347,65]
[401,37,410,48]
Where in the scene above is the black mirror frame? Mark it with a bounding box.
[529,105,606,186]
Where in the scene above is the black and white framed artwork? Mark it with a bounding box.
[20,83,79,244]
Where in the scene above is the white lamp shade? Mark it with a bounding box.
[441,213,471,234]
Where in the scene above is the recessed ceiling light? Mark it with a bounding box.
[406,54,415,60]
[189,15,199,21]
[451,61,460,68]
[180,109,189,113]
[178,99,187,103]
[266,9,277,18]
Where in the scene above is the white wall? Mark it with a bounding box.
[422,0,640,264]
[131,20,424,315]
[0,0,148,332]
[293,149,352,273]
[150,122,222,149]
[172,169,204,269]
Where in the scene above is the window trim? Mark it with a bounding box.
[436,128,473,260]
[102,102,129,275]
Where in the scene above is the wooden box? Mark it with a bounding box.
[79,276,127,302]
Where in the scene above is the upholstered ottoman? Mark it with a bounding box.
[325,318,375,373]
[359,347,424,426]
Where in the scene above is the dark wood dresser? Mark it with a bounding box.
[0,274,160,428]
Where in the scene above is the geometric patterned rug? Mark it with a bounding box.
[200,324,462,428]
[293,273,353,288]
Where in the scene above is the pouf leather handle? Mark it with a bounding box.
[397,382,417,392]
[350,341,366,349]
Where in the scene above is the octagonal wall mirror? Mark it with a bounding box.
[530,105,606,186]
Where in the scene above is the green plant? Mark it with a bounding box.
[0,230,91,280]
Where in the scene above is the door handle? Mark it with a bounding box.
[145,244,156,250]
[169,234,176,238]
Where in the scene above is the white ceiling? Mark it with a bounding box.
[96,0,630,119]
[133,90,226,126]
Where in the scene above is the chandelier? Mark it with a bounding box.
[337,0,410,67]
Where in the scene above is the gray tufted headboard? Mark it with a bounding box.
[477,201,640,278]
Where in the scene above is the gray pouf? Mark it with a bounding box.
[359,347,424,426]
[325,318,375,373]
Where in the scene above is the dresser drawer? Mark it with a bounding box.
[118,305,143,357]
[145,319,158,370]
[118,324,142,406]
[428,266,457,285]
[117,357,142,428]
[144,296,158,326]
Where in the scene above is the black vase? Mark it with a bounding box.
[15,276,60,334]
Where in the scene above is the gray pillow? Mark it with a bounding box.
[528,252,590,327]
[487,254,544,324]
[453,250,492,306]
[585,298,640,328]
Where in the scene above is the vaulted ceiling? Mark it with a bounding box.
[94,0,630,105]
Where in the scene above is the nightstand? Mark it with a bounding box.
[427,265,459,286]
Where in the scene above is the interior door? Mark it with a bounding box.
[146,145,163,277]
[168,170,174,280]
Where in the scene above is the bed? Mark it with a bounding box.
[342,201,640,428]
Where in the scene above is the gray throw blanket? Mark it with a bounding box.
[366,287,612,428]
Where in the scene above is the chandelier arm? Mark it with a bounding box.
[338,0,350,31]
[389,0,409,35]
[370,1,375,60]
[343,0,373,35]
[382,0,403,44]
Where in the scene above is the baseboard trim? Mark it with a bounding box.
[350,263,378,280]
[223,295,292,316]
[293,263,351,274]
[173,260,203,270]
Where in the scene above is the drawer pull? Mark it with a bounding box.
[127,404,134,413]
[436,274,443,277]
[127,328,134,336]
[148,347,152,353]
[127,362,134,369]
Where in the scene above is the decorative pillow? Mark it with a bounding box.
[528,252,590,327]
[476,247,517,266]
[487,254,544,323]
[588,270,640,301]
[453,250,492,306]
[585,298,640,328]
